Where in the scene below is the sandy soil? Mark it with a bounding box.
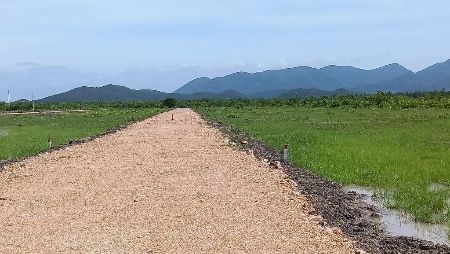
[0,109,358,253]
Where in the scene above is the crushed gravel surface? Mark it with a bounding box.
[0,109,359,253]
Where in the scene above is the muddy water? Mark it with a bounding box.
[346,186,450,246]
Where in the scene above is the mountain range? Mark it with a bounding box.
[176,60,450,95]
[38,85,251,102]
[39,59,450,102]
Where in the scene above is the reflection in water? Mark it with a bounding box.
[346,186,449,246]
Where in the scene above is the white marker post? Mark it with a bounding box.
[48,138,53,149]
[283,144,289,161]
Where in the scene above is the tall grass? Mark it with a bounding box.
[201,106,450,225]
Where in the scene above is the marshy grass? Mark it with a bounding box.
[201,106,450,227]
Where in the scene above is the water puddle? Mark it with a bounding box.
[346,186,450,246]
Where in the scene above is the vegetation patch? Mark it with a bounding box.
[202,111,450,253]
[0,108,163,161]
[198,105,450,231]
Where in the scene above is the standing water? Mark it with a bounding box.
[345,186,450,246]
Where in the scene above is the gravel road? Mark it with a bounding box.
[0,109,359,253]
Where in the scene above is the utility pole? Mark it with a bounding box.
[32,93,35,111]
[7,90,11,111]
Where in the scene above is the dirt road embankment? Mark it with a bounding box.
[0,109,358,253]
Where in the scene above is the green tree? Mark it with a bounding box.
[161,98,177,108]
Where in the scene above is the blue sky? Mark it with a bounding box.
[1,0,450,100]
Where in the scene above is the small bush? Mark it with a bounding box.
[162,98,177,108]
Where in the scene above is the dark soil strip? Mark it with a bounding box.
[202,115,450,254]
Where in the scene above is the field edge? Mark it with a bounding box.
[196,109,450,254]
[0,109,166,172]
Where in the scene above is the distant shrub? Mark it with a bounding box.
[161,98,177,108]
[0,101,6,111]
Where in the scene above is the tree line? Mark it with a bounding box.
[1,91,449,112]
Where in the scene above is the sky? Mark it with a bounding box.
[1,0,450,100]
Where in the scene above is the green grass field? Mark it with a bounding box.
[200,106,450,225]
[0,108,163,161]
[2,102,449,229]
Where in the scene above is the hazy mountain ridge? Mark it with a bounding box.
[416,59,450,88]
[38,60,450,102]
[38,85,354,102]
[38,85,250,102]
[176,61,450,94]
[38,85,169,102]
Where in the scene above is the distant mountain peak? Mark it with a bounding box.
[416,59,450,89]
[39,84,168,103]
[103,84,118,87]
[321,64,355,69]
[385,62,401,66]
[375,62,409,71]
